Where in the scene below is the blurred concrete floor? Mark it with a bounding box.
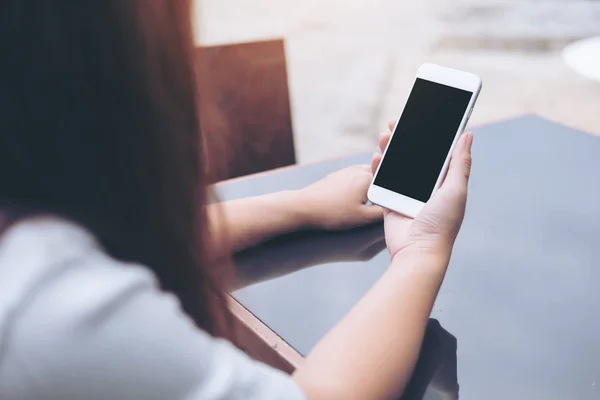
[195,0,600,163]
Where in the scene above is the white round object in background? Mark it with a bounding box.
[563,36,600,83]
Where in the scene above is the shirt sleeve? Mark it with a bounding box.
[0,229,305,400]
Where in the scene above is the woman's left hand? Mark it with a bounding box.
[299,165,383,230]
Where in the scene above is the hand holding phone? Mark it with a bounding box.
[373,129,473,260]
[368,63,481,219]
[369,63,480,259]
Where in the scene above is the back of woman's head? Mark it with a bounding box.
[0,1,225,333]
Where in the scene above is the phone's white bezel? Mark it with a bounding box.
[368,63,482,218]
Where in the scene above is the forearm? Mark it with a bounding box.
[208,191,310,254]
[293,248,450,400]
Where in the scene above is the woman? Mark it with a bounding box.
[0,1,472,399]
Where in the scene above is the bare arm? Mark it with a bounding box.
[208,166,383,255]
[292,127,473,400]
[293,249,448,399]
[208,191,310,254]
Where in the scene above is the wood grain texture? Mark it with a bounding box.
[195,39,296,183]
[227,295,303,374]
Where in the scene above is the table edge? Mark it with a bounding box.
[227,295,304,373]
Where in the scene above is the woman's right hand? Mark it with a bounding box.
[297,135,472,400]
[372,121,473,262]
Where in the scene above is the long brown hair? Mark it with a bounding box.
[0,1,226,334]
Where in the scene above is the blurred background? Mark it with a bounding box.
[193,0,600,164]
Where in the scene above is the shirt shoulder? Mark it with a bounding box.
[0,217,305,400]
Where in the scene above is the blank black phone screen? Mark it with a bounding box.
[374,78,473,202]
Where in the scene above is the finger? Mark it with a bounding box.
[388,119,397,132]
[444,132,473,189]
[371,152,382,175]
[360,204,384,223]
[355,164,372,173]
[378,132,391,154]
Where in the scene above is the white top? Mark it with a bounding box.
[0,218,305,400]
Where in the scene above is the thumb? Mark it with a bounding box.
[444,132,473,189]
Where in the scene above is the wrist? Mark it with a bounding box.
[278,189,314,230]
[390,244,451,272]
[292,188,321,229]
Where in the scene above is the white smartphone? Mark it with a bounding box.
[368,63,482,218]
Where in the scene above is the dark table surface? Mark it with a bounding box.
[215,115,600,400]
